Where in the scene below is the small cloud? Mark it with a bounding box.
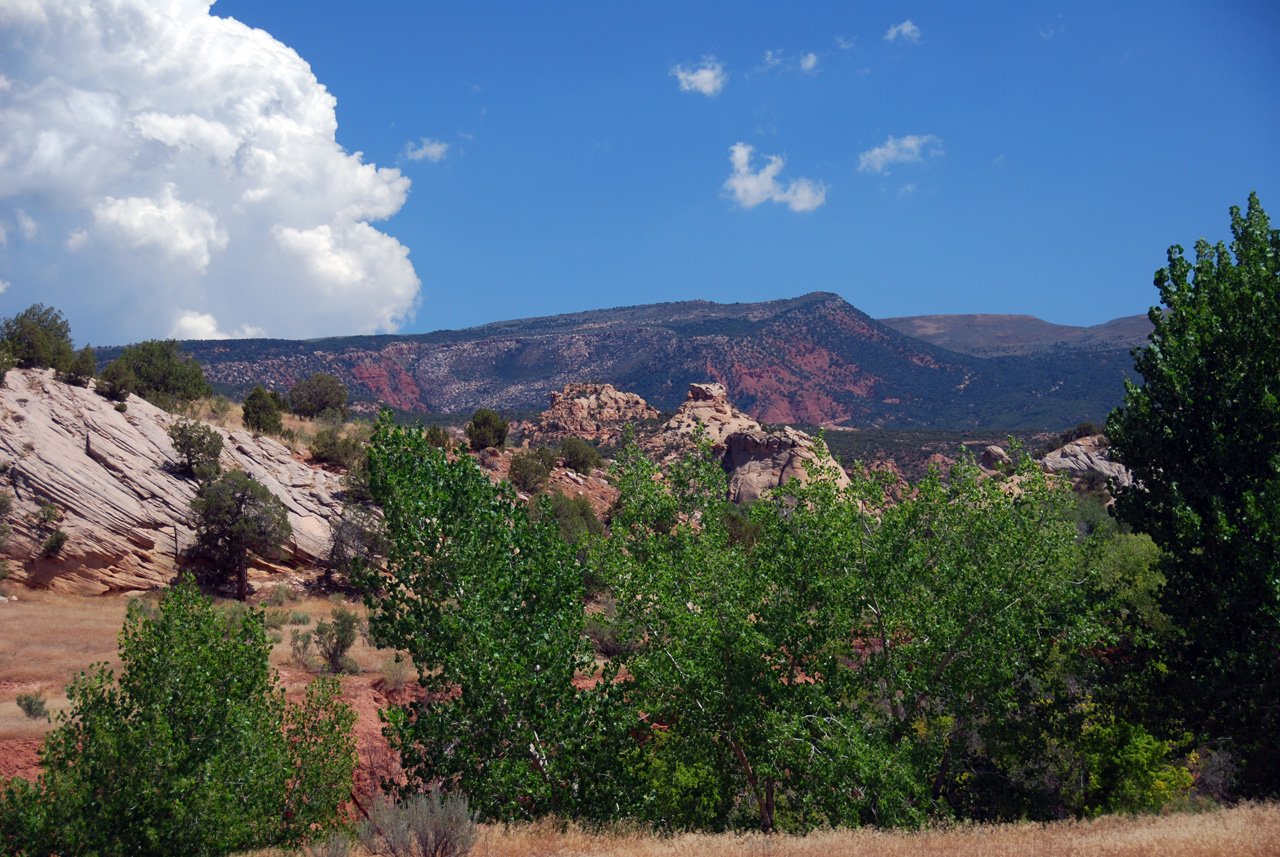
[723,142,826,213]
[171,310,264,340]
[885,20,922,44]
[1040,14,1065,39]
[799,52,819,73]
[16,209,38,239]
[405,138,449,162]
[857,134,944,174]
[835,35,856,51]
[897,183,917,197]
[0,279,8,294]
[66,228,89,250]
[671,56,727,96]
[992,154,1006,167]
[759,49,784,72]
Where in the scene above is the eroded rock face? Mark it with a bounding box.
[0,369,345,594]
[1040,435,1132,488]
[723,427,851,504]
[529,383,660,445]
[647,382,849,503]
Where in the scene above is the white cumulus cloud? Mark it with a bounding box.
[857,134,944,174]
[799,52,819,73]
[671,56,727,96]
[723,143,826,213]
[405,138,449,162]
[0,0,420,343]
[885,20,922,44]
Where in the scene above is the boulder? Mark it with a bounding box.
[0,369,346,594]
[722,427,851,504]
[646,382,761,455]
[1040,435,1132,488]
[529,383,660,445]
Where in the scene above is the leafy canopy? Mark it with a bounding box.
[0,583,355,857]
[191,470,292,601]
[1107,191,1280,795]
[289,372,349,419]
[103,339,211,408]
[242,385,284,435]
[465,407,508,450]
[0,304,75,371]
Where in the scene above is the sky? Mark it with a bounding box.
[0,1,1277,346]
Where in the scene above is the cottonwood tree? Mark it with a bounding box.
[0,583,356,856]
[191,470,292,601]
[597,433,1094,831]
[353,413,638,822]
[1107,192,1280,795]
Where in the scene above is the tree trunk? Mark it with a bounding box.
[237,549,248,601]
[760,779,775,833]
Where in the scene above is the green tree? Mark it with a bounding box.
[0,342,15,388]
[507,449,550,493]
[353,412,638,822]
[168,419,224,481]
[96,357,137,401]
[0,583,356,856]
[560,436,602,474]
[465,407,508,450]
[191,470,292,601]
[242,385,284,435]
[597,435,1094,831]
[105,339,211,408]
[290,373,349,419]
[1106,192,1280,795]
[60,345,98,387]
[0,304,75,371]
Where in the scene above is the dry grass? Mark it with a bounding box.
[463,804,1280,857]
[0,585,129,740]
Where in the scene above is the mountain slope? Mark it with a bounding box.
[880,313,1152,357]
[101,293,1139,430]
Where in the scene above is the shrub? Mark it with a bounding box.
[114,401,127,413]
[507,449,550,493]
[190,470,292,601]
[16,692,47,721]
[465,407,508,451]
[0,583,357,855]
[38,502,59,525]
[532,490,603,545]
[41,530,68,557]
[105,339,211,408]
[291,629,317,670]
[315,607,363,674]
[311,426,363,469]
[97,358,137,402]
[60,345,98,387]
[262,583,301,607]
[424,423,450,449]
[242,385,284,435]
[168,419,223,481]
[560,436,602,474]
[290,373,349,419]
[0,304,75,372]
[357,788,478,857]
[325,504,387,586]
[0,343,15,387]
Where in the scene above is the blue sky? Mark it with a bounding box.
[0,1,1276,344]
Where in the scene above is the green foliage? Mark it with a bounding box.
[0,304,74,371]
[16,692,47,721]
[106,339,211,408]
[560,435,602,474]
[507,448,550,493]
[290,373,349,419]
[0,583,356,856]
[60,345,98,387]
[41,530,69,557]
[597,435,1095,832]
[242,385,284,435]
[1106,192,1280,795]
[37,502,59,525]
[97,358,136,401]
[423,423,450,448]
[355,412,639,822]
[314,606,363,674]
[465,407,508,450]
[190,470,292,601]
[1076,714,1192,816]
[168,419,224,481]
[0,342,15,387]
[532,490,603,545]
[311,426,364,469]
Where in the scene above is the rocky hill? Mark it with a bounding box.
[879,313,1152,358]
[102,293,1141,431]
[0,369,345,594]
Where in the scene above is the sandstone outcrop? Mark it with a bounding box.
[527,383,660,446]
[649,382,849,503]
[1040,435,1132,488]
[0,369,345,594]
